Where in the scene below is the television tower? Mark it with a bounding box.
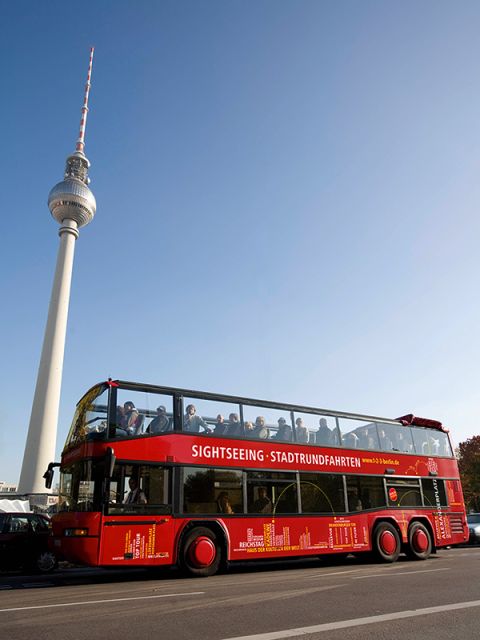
[18,48,96,494]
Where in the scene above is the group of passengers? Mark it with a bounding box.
[114,402,446,456]
[116,401,341,444]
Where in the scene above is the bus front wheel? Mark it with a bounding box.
[372,522,401,563]
[180,526,222,577]
[406,522,432,560]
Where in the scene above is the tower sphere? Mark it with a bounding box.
[48,151,96,227]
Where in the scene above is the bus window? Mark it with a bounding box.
[338,419,378,451]
[299,473,345,514]
[386,479,422,507]
[425,429,451,457]
[58,461,104,512]
[182,467,243,514]
[376,423,403,453]
[375,422,414,453]
[115,389,173,437]
[182,398,242,436]
[411,428,431,455]
[108,464,170,514]
[246,471,298,515]
[241,406,293,442]
[422,478,448,508]
[345,476,386,512]
[66,384,109,446]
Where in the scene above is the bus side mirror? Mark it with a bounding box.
[105,447,116,478]
[43,462,60,489]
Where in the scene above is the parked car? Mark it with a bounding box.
[467,513,480,545]
[0,512,57,573]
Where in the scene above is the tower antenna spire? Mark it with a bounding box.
[75,46,94,154]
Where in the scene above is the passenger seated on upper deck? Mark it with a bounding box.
[184,404,212,433]
[429,436,440,455]
[315,418,334,446]
[146,405,171,434]
[378,428,393,451]
[295,417,309,444]
[226,413,242,436]
[252,416,269,439]
[357,428,370,449]
[342,432,359,448]
[244,421,255,437]
[272,418,292,442]
[122,401,144,435]
[396,430,412,453]
[213,414,227,435]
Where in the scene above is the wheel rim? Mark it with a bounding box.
[379,530,397,556]
[188,536,216,567]
[412,528,429,553]
[37,552,56,572]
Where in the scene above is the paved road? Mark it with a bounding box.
[1,547,479,640]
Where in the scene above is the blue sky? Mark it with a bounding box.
[2,1,480,483]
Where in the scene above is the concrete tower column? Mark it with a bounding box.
[18,221,79,493]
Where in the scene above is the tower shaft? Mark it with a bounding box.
[18,221,79,493]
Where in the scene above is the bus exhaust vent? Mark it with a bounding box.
[448,514,465,534]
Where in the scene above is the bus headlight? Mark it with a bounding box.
[64,528,89,537]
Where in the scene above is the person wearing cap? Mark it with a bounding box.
[272,417,292,442]
[147,405,171,434]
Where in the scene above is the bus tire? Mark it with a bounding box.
[180,526,222,577]
[32,550,58,574]
[372,522,401,563]
[406,522,432,561]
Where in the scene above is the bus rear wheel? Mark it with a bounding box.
[372,522,401,563]
[180,526,222,577]
[406,522,432,560]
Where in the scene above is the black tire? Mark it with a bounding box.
[32,550,58,574]
[405,522,432,561]
[180,526,222,577]
[372,522,401,563]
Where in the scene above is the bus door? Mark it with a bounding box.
[99,464,174,566]
[99,514,174,566]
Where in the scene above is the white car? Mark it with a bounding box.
[467,513,480,544]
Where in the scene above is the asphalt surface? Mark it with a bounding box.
[1,547,479,640]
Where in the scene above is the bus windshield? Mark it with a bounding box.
[58,460,105,512]
[65,384,109,448]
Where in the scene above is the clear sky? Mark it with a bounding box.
[2,1,480,484]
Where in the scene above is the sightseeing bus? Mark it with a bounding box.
[46,379,468,576]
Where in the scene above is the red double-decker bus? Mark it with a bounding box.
[47,379,468,576]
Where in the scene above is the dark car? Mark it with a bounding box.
[0,512,57,573]
[467,513,480,545]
